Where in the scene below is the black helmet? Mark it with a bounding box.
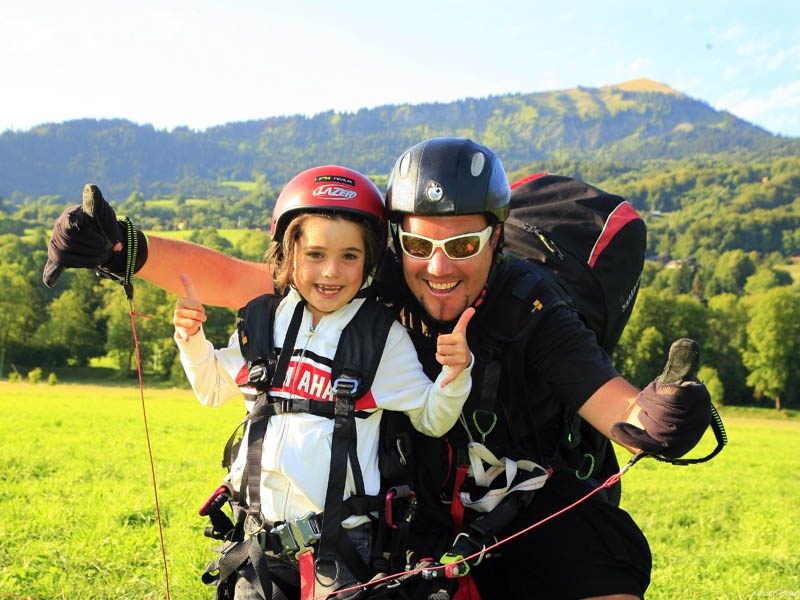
[386,137,510,224]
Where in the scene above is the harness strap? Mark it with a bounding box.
[269,299,306,392]
[316,377,372,583]
[459,443,550,514]
[247,394,373,420]
[236,300,305,599]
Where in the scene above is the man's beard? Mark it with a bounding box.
[413,291,463,331]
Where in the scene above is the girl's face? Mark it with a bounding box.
[293,216,366,325]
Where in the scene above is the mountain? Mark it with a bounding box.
[1,78,797,200]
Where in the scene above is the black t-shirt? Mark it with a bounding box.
[387,253,618,461]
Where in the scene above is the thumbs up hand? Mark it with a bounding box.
[436,307,475,388]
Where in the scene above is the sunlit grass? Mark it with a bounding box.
[143,228,254,246]
[1,382,797,599]
[220,180,258,192]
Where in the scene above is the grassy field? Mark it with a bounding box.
[144,228,255,247]
[1,382,798,599]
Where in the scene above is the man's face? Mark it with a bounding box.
[400,214,500,323]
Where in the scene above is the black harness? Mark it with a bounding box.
[201,292,411,599]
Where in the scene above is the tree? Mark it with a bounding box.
[235,230,271,262]
[36,271,107,366]
[0,263,39,377]
[705,293,750,405]
[101,281,174,375]
[616,288,711,387]
[742,286,800,410]
[698,365,725,406]
[743,265,793,295]
[706,249,756,296]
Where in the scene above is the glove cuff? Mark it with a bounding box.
[134,228,149,273]
[104,219,148,276]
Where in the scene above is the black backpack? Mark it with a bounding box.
[496,173,646,504]
[503,173,647,355]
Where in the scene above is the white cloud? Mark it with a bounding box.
[722,65,740,81]
[762,45,800,71]
[736,41,770,59]
[717,81,800,133]
[713,24,744,42]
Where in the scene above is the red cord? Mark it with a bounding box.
[318,470,628,599]
[129,306,171,600]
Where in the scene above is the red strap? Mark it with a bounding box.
[454,575,482,600]
[449,465,482,600]
[299,552,315,600]
[451,465,469,532]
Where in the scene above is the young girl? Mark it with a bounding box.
[173,165,474,599]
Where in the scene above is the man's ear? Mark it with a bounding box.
[490,224,503,250]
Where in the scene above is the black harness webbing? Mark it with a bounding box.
[244,299,305,517]
[223,293,397,595]
[316,297,397,583]
[239,298,306,600]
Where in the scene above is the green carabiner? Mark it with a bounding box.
[472,410,497,443]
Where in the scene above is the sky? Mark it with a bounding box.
[2,0,799,137]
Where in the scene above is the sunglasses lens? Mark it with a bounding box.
[400,235,434,258]
[444,235,482,259]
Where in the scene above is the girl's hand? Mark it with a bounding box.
[173,274,207,342]
[436,307,475,387]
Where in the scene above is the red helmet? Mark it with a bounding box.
[270,165,386,243]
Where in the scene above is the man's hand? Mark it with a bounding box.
[436,307,475,387]
[43,184,148,287]
[611,339,711,458]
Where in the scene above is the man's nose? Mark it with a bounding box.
[426,248,452,275]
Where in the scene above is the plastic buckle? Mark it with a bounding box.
[332,376,360,417]
[270,512,321,559]
[248,362,270,386]
[332,376,359,398]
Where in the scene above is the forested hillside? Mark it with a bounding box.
[1,78,798,200]
[1,78,798,410]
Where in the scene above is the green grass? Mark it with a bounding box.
[614,415,800,599]
[1,382,798,599]
[220,180,258,192]
[144,228,254,246]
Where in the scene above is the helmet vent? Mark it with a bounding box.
[470,152,486,177]
[398,151,412,178]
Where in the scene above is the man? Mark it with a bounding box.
[45,138,711,599]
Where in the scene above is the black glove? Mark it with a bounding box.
[611,339,711,458]
[43,184,148,287]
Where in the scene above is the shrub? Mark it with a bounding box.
[27,367,43,384]
[47,372,58,386]
[7,371,21,383]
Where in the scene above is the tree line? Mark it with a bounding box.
[1,157,798,410]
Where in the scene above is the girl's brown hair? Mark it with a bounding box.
[264,211,383,293]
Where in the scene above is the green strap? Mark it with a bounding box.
[122,216,137,300]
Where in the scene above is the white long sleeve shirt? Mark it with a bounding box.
[177,288,472,527]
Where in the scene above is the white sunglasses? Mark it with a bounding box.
[398,225,494,260]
